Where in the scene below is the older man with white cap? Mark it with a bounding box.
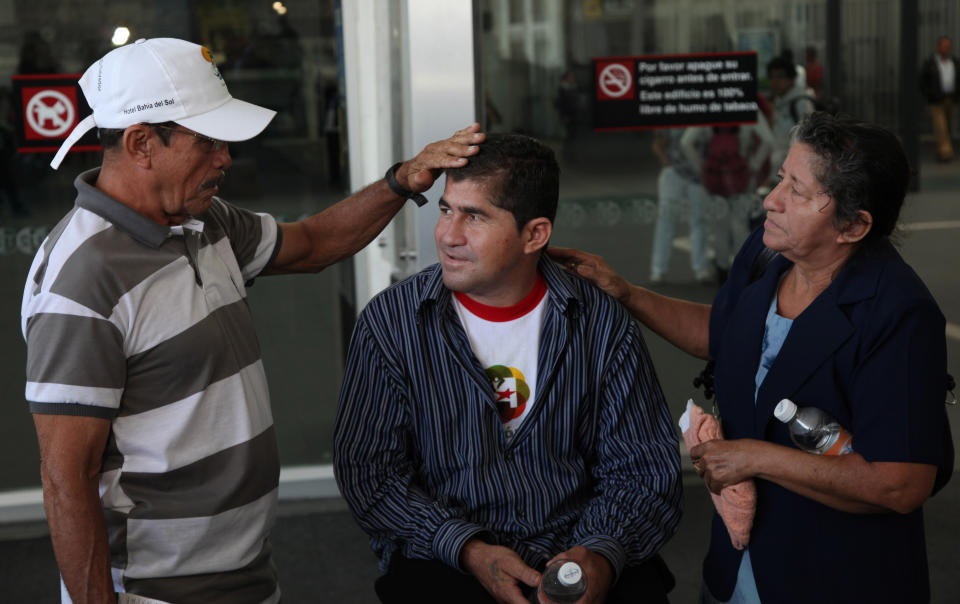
[23,38,482,604]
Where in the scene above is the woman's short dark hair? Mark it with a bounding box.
[790,112,909,250]
[98,122,176,149]
[445,132,559,230]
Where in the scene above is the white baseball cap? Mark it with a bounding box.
[50,37,276,169]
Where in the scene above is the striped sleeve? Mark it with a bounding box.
[333,317,486,571]
[572,322,682,575]
[25,310,125,417]
[22,215,127,416]
[203,198,279,282]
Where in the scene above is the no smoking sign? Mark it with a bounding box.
[593,52,759,131]
[595,59,634,100]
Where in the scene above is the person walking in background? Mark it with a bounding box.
[804,46,824,98]
[681,113,772,283]
[23,37,482,604]
[649,128,712,284]
[776,48,807,96]
[766,56,815,181]
[920,36,960,162]
[556,69,582,159]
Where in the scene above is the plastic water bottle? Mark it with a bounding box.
[538,560,587,603]
[774,398,853,455]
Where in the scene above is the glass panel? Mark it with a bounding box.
[510,0,526,24]
[1,0,347,489]
[479,0,832,414]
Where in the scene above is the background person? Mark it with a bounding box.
[23,37,482,604]
[549,112,952,603]
[765,56,815,181]
[681,113,773,284]
[334,133,682,604]
[555,68,582,160]
[649,128,712,284]
[776,48,807,95]
[804,46,824,98]
[920,36,960,161]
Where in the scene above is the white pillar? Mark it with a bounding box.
[341,0,400,308]
[342,0,477,307]
[403,0,478,271]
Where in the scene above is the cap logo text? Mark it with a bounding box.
[121,98,176,115]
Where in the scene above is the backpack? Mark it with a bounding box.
[701,126,749,197]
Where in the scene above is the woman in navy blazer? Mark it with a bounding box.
[550,112,952,603]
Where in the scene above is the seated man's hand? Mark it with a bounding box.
[544,545,613,604]
[396,123,485,192]
[460,538,539,604]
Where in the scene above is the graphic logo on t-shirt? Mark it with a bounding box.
[485,365,530,423]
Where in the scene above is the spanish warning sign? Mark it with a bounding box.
[593,52,758,130]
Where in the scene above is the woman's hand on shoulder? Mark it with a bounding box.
[548,247,632,304]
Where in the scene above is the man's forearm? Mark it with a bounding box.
[270,179,406,274]
[42,470,115,603]
[268,124,482,274]
[306,179,406,261]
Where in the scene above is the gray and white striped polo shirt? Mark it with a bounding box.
[23,169,283,603]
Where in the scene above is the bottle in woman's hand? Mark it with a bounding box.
[774,398,853,455]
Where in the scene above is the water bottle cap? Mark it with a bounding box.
[774,398,797,422]
[557,561,583,586]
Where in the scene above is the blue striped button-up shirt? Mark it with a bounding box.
[333,257,682,577]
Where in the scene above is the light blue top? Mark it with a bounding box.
[711,286,793,604]
[755,287,794,402]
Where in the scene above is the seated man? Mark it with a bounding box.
[334,133,682,604]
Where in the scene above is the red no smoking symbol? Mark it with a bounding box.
[596,61,633,100]
[22,86,78,140]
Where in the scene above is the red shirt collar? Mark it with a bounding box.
[454,273,547,322]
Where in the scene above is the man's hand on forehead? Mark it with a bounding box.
[398,123,485,192]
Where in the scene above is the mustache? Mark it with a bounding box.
[199,169,227,192]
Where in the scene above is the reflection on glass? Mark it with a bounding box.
[0,1,350,477]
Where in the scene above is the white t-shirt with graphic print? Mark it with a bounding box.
[453,275,548,444]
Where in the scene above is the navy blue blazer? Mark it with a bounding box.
[704,227,950,603]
